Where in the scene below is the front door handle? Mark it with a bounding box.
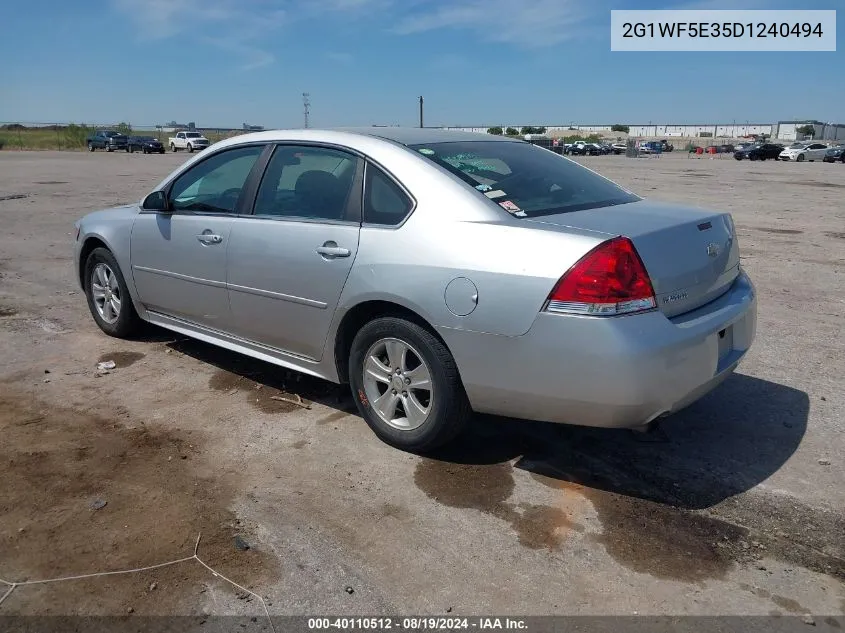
[316,241,350,258]
[197,233,223,245]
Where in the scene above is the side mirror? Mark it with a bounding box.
[142,190,170,212]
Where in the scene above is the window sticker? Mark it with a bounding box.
[484,190,506,199]
[498,200,527,218]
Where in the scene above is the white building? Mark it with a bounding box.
[627,123,774,138]
[774,120,845,142]
[441,120,845,141]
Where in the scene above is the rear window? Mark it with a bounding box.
[408,141,638,219]
[186,132,201,138]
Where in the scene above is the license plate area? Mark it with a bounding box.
[717,326,734,361]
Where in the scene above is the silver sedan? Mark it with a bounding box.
[74,128,757,451]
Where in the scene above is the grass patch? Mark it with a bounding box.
[0,124,245,151]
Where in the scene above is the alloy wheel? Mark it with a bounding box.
[362,337,433,431]
[91,262,121,324]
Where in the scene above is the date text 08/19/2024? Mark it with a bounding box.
[307,617,528,630]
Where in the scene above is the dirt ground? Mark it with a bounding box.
[0,149,843,619]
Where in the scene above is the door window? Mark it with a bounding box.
[169,145,264,214]
[253,145,360,221]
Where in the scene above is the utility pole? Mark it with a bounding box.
[302,92,311,129]
[419,95,424,128]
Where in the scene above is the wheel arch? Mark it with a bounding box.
[78,235,111,288]
[332,299,455,384]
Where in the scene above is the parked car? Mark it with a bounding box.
[658,140,674,152]
[779,142,829,162]
[73,128,756,451]
[733,143,784,161]
[169,131,210,153]
[86,130,128,152]
[822,145,845,163]
[640,141,666,154]
[127,136,165,154]
[718,144,735,153]
[566,141,588,155]
[611,142,627,155]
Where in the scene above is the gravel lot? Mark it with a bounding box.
[0,150,843,618]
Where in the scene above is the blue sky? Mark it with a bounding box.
[1,0,842,128]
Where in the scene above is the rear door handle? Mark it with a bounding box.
[316,242,350,258]
[197,233,223,245]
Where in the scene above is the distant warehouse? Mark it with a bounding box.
[444,120,845,141]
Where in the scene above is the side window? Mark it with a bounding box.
[363,164,413,226]
[253,145,359,221]
[169,145,264,214]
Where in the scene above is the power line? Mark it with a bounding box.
[302,92,311,129]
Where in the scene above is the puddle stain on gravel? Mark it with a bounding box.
[209,369,300,414]
[0,389,278,614]
[528,472,749,582]
[0,305,18,317]
[414,460,584,551]
[824,231,845,240]
[414,458,757,581]
[97,351,145,368]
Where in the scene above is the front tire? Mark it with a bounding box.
[187,143,194,153]
[797,154,805,162]
[348,317,471,452]
[83,247,142,338]
[88,142,95,152]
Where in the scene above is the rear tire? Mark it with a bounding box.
[348,317,471,452]
[171,143,177,152]
[83,247,143,338]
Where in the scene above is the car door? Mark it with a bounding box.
[130,144,267,330]
[808,143,827,160]
[224,143,364,360]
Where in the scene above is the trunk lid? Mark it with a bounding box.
[526,200,740,317]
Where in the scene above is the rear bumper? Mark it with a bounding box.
[441,271,757,429]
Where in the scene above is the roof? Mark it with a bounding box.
[328,127,520,145]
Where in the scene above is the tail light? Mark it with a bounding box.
[545,236,656,316]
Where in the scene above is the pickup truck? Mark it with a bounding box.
[86,130,128,152]
[168,131,210,153]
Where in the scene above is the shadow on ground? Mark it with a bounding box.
[432,373,809,511]
[161,327,808,512]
